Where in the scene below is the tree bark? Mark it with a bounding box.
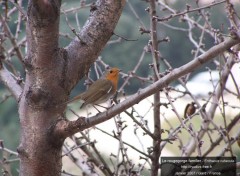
[17,0,126,175]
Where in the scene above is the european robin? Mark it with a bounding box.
[65,67,121,107]
[184,102,196,119]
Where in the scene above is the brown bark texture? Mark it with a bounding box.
[17,0,126,175]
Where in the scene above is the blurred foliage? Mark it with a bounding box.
[0,0,240,174]
[0,90,19,148]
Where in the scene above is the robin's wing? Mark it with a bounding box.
[81,79,114,105]
[63,93,83,104]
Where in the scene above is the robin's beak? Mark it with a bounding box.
[118,69,122,72]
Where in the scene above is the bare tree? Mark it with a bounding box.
[0,0,240,176]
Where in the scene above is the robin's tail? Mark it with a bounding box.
[57,94,83,107]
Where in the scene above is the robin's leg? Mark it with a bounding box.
[93,103,115,112]
[92,105,102,113]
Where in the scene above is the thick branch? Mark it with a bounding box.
[149,0,161,175]
[65,0,126,90]
[55,36,240,138]
[26,0,61,69]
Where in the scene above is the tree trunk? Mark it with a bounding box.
[18,102,63,175]
[16,0,126,175]
[18,1,64,174]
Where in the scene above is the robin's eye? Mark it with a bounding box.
[110,70,113,74]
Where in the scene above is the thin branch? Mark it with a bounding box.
[127,0,146,29]
[75,133,113,176]
[0,14,24,64]
[8,0,27,18]
[95,127,150,158]
[219,128,240,156]
[61,142,93,157]
[61,3,91,14]
[0,93,12,104]
[0,146,18,156]
[123,108,155,139]
[62,140,103,176]
[0,66,22,101]
[119,49,147,92]
[157,1,223,43]
[113,32,138,42]
[183,50,238,156]
[203,113,240,156]
[157,0,226,22]
[149,1,161,174]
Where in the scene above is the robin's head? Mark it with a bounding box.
[105,67,121,89]
[106,67,121,77]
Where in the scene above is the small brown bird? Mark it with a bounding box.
[64,67,121,108]
[237,137,240,148]
[184,102,196,119]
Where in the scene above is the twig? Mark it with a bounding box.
[0,14,24,64]
[95,127,150,158]
[157,0,226,22]
[8,0,27,18]
[203,113,240,156]
[61,142,93,157]
[0,66,22,101]
[183,51,238,156]
[113,32,138,42]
